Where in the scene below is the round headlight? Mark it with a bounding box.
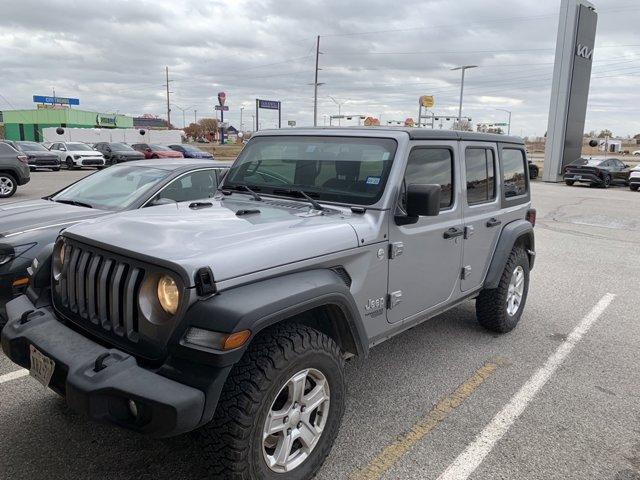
[157,275,179,315]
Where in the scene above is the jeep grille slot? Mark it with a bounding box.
[58,242,144,342]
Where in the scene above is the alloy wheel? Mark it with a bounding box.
[506,266,525,316]
[262,368,330,473]
[0,176,15,196]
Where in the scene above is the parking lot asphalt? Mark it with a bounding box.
[1,172,640,480]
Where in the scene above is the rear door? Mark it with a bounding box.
[460,142,501,291]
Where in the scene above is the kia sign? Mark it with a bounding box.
[258,99,280,110]
[218,92,226,106]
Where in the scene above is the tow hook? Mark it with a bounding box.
[19,310,44,325]
[94,352,112,372]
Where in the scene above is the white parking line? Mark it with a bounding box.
[0,369,29,384]
[437,293,616,480]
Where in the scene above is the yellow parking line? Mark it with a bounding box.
[349,360,502,480]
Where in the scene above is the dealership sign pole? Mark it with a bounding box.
[543,0,597,182]
[255,99,282,131]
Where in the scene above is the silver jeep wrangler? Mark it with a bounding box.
[2,128,535,479]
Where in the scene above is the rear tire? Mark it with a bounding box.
[631,185,639,191]
[66,157,76,170]
[565,180,574,186]
[476,246,530,333]
[602,175,611,188]
[0,173,18,198]
[200,323,345,480]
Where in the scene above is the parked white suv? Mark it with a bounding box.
[629,164,640,191]
[48,142,105,169]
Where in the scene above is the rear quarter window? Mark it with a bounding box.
[501,148,528,198]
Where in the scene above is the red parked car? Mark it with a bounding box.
[131,143,184,159]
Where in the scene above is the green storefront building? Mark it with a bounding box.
[1,109,133,141]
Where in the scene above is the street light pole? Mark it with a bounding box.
[451,65,477,126]
[496,108,512,135]
[174,104,194,129]
[329,96,343,126]
[240,107,244,131]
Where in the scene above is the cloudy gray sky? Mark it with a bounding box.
[1,0,639,137]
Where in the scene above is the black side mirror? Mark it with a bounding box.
[397,184,441,225]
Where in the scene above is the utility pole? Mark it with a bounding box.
[165,66,172,127]
[240,107,244,131]
[451,65,477,126]
[194,110,197,124]
[313,35,323,127]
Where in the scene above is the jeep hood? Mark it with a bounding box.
[64,196,360,283]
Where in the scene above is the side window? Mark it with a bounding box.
[156,170,218,203]
[465,148,495,205]
[0,143,15,154]
[402,147,453,210]
[501,149,527,198]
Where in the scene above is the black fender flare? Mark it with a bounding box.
[177,269,369,360]
[484,219,535,289]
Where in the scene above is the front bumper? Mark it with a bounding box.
[1,295,206,437]
[78,157,105,166]
[563,173,602,185]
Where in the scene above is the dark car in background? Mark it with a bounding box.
[528,160,539,180]
[0,142,31,198]
[168,144,214,159]
[132,143,184,159]
[4,140,61,171]
[0,159,229,324]
[563,157,631,187]
[94,142,145,165]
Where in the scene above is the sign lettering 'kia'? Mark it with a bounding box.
[576,43,593,60]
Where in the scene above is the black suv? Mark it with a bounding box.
[93,142,145,165]
[0,142,30,198]
[4,140,60,171]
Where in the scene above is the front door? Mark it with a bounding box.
[460,142,502,291]
[387,143,464,324]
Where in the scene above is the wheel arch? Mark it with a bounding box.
[484,219,535,289]
[179,269,369,360]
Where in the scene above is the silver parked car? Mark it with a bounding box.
[2,128,535,479]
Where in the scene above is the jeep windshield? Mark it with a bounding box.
[224,136,397,206]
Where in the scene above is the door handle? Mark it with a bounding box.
[486,218,502,228]
[443,227,464,239]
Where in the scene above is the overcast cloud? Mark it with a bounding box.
[0,0,639,137]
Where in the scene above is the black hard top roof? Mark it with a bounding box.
[254,126,524,145]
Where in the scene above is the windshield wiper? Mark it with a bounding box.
[273,188,324,211]
[52,199,94,209]
[232,184,262,201]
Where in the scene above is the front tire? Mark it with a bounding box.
[631,184,639,191]
[0,173,17,198]
[476,246,530,333]
[200,323,345,480]
[565,180,574,186]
